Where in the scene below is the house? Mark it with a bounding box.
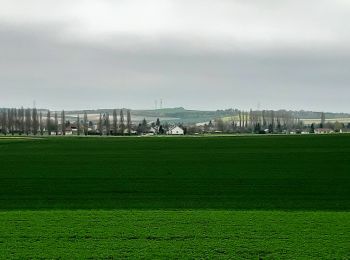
[65,126,73,135]
[166,126,184,135]
[123,129,137,135]
[314,128,333,134]
[149,126,159,135]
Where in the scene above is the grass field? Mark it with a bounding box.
[0,135,349,258]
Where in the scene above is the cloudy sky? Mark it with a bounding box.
[0,0,350,112]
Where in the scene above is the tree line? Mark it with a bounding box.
[187,109,303,134]
[0,107,132,136]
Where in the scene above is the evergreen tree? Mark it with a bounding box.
[268,123,273,134]
[141,118,147,133]
[159,125,164,134]
[310,123,315,134]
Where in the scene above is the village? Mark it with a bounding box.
[1,107,350,137]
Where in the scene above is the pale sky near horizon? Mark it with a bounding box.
[0,0,350,112]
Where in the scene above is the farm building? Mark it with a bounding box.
[167,126,184,135]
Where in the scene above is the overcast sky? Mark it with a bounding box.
[1,0,350,112]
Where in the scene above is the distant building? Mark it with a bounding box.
[123,129,137,135]
[167,126,184,135]
[149,126,159,135]
[65,126,73,135]
[315,128,333,134]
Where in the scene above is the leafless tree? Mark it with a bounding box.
[25,108,31,135]
[39,111,44,135]
[321,112,326,128]
[127,110,131,135]
[61,110,66,135]
[112,109,118,135]
[77,114,80,136]
[106,113,110,135]
[0,110,7,135]
[83,111,88,136]
[47,110,51,135]
[119,109,125,135]
[98,113,103,135]
[32,108,39,135]
[54,112,58,135]
[8,109,14,135]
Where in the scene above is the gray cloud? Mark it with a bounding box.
[0,1,350,112]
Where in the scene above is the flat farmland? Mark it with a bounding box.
[0,135,349,258]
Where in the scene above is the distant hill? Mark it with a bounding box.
[3,107,349,124]
[64,107,238,124]
[63,107,350,124]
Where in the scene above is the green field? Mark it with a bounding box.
[0,135,349,258]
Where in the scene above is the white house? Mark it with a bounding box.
[167,126,184,135]
[149,126,159,135]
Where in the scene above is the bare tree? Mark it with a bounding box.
[39,111,44,135]
[54,112,58,135]
[0,109,7,135]
[321,112,326,128]
[127,110,131,135]
[262,110,267,127]
[239,111,242,128]
[119,109,125,135]
[18,107,24,135]
[47,110,51,135]
[25,108,31,135]
[112,109,118,136]
[106,113,110,135]
[98,113,103,135]
[77,114,80,136]
[61,110,66,135]
[271,110,275,132]
[249,109,253,128]
[8,109,14,135]
[32,108,39,135]
[83,111,88,136]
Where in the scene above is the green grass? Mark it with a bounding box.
[0,135,349,210]
[0,135,349,258]
[1,210,349,259]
